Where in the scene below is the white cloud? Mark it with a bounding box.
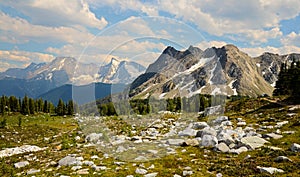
[196,41,228,49]
[241,45,300,57]
[92,0,299,44]
[240,27,283,44]
[281,32,300,47]
[0,50,55,71]
[87,0,159,16]
[0,50,54,63]
[0,12,96,44]
[2,0,107,30]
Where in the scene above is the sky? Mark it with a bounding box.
[0,0,300,72]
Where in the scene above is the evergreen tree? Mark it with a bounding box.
[56,99,65,116]
[67,100,74,115]
[43,100,48,113]
[21,95,30,115]
[29,98,35,114]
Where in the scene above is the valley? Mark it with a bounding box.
[0,97,299,176]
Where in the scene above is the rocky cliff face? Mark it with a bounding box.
[129,44,296,99]
[254,53,300,86]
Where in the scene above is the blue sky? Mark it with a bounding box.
[0,0,299,71]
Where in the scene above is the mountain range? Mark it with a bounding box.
[0,57,145,102]
[129,44,300,99]
[1,44,299,103]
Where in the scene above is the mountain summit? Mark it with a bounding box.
[98,58,146,84]
[129,44,300,99]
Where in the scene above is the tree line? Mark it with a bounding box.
[89,94,225,116]
[273,58,300,102]
[0,95,78,116]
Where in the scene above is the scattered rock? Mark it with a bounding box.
[27,169,40,175]
[182,170,193,176]
[182,139,199,147]
[257,166,284,174]
[290,143,300,152]
[58,155,82,166]
[178,128,197,137]
[201,135,218,147]
[144,172,158,177]
[230,146,248,154]
[167,139,185,146]
[216,173,223,177]
[14,161,29,168]
[135,168,148,175]
[215,143,230,153]
[0,145,47,158]
[76,168,89,175]
[237,122,246,126]
[212,116,228,125]
[192,122,209,129]
[71,166,82,171]
[92,165,107,171]
[201,127,217,137]
[274,156,292,162]
[263,133,283,139]
[85,133,103,143]
[241,136,268,150]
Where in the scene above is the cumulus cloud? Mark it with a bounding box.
[0,12,96,44]
[281,32,300,47]
[0,50,55,71]
[87,0,159,16]
[92,0,300,44]
[241,45,300,57]
[196,41,228,50]
[1,0,107,30]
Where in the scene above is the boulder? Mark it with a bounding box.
[178,128,197,137]
[274,156,292,162]
[144,172,158,177]
[212,116,228,125]
[201,135,218,147]
[263,133,283,140]
[201,127,217,137]
[217,131,235,145]
[27,169,40,175]
[290,143,300,152]
[135,168,148,175]
[257,166,284,174]
[241,136,268,150]
[215,143,230,153]
[167,139,185,146]
[192,122,209,129]
[58,156,82,166]
[14,161,29,168]
[229,146,248,154]
[182,139,199,147]
[85,133,103,143]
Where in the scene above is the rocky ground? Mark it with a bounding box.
[0,97,299,176]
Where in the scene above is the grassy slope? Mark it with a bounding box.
[0,97,299,176]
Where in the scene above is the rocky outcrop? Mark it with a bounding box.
[130,44,279,99]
